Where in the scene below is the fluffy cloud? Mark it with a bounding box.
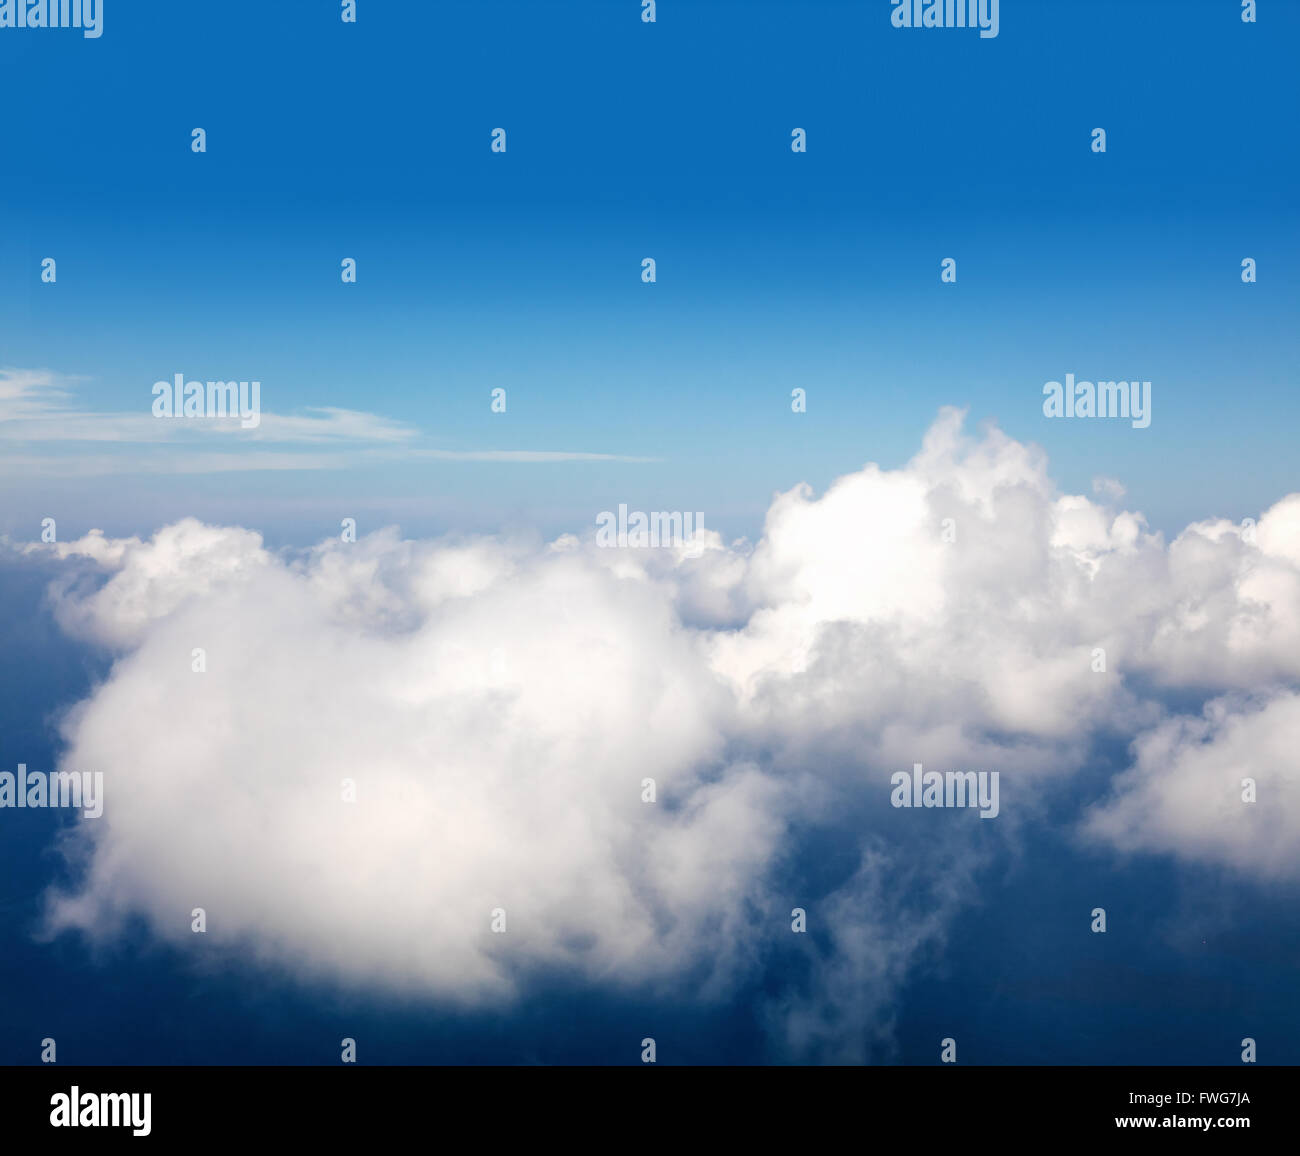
[21,409,1300,1057]
[40,521,779,1004]
[1083,691,1300,880]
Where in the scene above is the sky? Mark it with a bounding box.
[0,1,1298,1067]
[1,0,1296,545]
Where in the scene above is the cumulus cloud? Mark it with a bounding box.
[1083,691,1300,880]
[19,408,1300,1058]
[39,521,780,1004]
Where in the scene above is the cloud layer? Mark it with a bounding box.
[19,408,1300,1058]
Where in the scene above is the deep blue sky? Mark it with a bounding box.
[1,0,1297,545]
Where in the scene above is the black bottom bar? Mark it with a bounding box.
[2,1065,1288,1142]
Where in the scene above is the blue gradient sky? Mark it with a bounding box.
[2,0,1297,546]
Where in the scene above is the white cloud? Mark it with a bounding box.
[1083,691,1300,880]
[1092,475,1127,501]
[22,409,1300,1056]
[38,519,783,1005]
[0,368,656,474]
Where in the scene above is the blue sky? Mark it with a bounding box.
[2,0,1297,545]
[1,1,1298,1068]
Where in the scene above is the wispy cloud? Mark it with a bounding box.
[410,449,661,463]
[0,368,417,445]
[0,368,656,474]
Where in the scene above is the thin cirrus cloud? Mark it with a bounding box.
[0,368,654,472]
[15,408,1300,1061]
